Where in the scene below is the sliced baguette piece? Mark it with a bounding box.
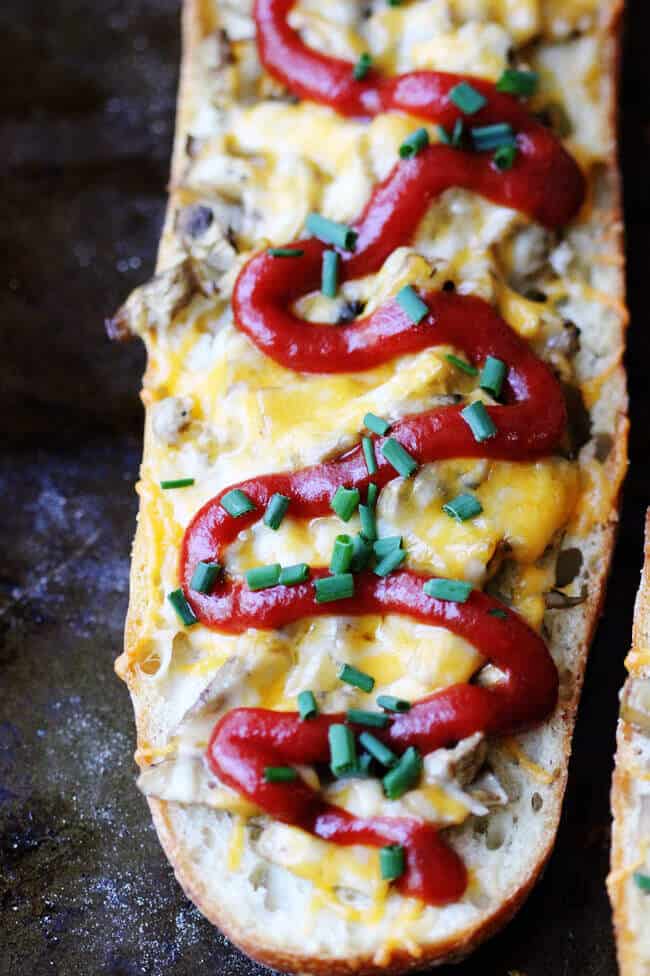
[609,511,650,976]
[115,0,628,971]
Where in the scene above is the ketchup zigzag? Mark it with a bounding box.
[178,0,585,906]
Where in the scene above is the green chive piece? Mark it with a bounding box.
[480,356,507,398]
[306,213,357,251]
[168,588,198,627]
[494,144,518,170]
[330,534,354,575]
[346,708,390,729]
[279,563,310,586]
[339,663,375,693]
[359,504,377,542]
[321,250,340,298]
[461,401,497,442]
[329,723,357,776]
[160,477,194,489]
[245,563,281,591]
[264,766,297,783]
[314,573,355,603]
[362,436,378,476]
[449,81,486,115]
[634,872,650,893]
[424,578,473,603]
[364,412,391,436]
[496,68,538,97]
[381,437,418,478]
[451,118,464,146]
[437,124,452,145]
[374,547,406,577]
[443,492,483,522]
[350,533,373,573]
[399,127,430,159]
[298,690,318,720]
[359,731,398,768]
[396,284,429,324]
[264,492,290,530]
[387,0,402,6]
[367,482,379,509]
[220,488,256,517]
[373,536,402,557]
[353,51,372,81]
[331,486,360,522]
[446,353,478,376]
[268,247,304,258]
[190,561,221,593]
[471,123,515,152]
[380,844,406,881]
[377,694,411,713]
[489,607,508,619]
[382,746,422,800]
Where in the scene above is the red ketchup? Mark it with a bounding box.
[187,0,585,907]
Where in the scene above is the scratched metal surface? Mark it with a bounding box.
[1,1,648,974]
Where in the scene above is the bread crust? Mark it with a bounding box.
[609,511,650,976]
[117,1,629,971]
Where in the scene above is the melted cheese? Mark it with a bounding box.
[127,0,615,905]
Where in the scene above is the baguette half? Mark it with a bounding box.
[113,1,628,971]
[609,511,650,976]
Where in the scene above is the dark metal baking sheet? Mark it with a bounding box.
[1,1,647,973]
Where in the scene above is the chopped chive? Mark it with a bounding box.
[461,401,497,442]
[364,412,391,436]
[377,694,411,713]
[374,546,406,577]
[190,561,222,593]
[245,563,281,591]
[298,690,318,720]
[437,124,451,145]
[279,563,310,586]
[396,284,429,324]
[449,81,486,115]
[373,536,402,557]
[367,482,378,509]
[264,492,290,530]
[220,488,256,517]
[362,436,377,475]
[380,844,406,881]
[268,247,304,258]
[359,731,398,768]
[331,485,360,522]
[160,477,194,489]
[471,123,515,152]
[480,356,507,398]
[399,127,430,159]
[168,588,198,627]
[346,708,390,729]
[634,871,650,893]
[314,573,355,603]
[489,607,508,619]
[443,492,483,522]
[494,144,518,170]
[424,578,473,603]
[329,723,357,777]
[306,213,357,251]
[264,766,297,783]
[382,746,422,800]
[321,250,340,298]
[330,534,354,575]
[496,68,538,97]
[387,0,402,6]
[350,533,373,573]
[359,504,377,542]
[446,353,478,376]
[381,437,418,478]
[357,752,374,776]
[451,118,464,146]
[353,51,372,81]
[339,663,375,693]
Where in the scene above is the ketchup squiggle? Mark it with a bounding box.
[181,0,584,905]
